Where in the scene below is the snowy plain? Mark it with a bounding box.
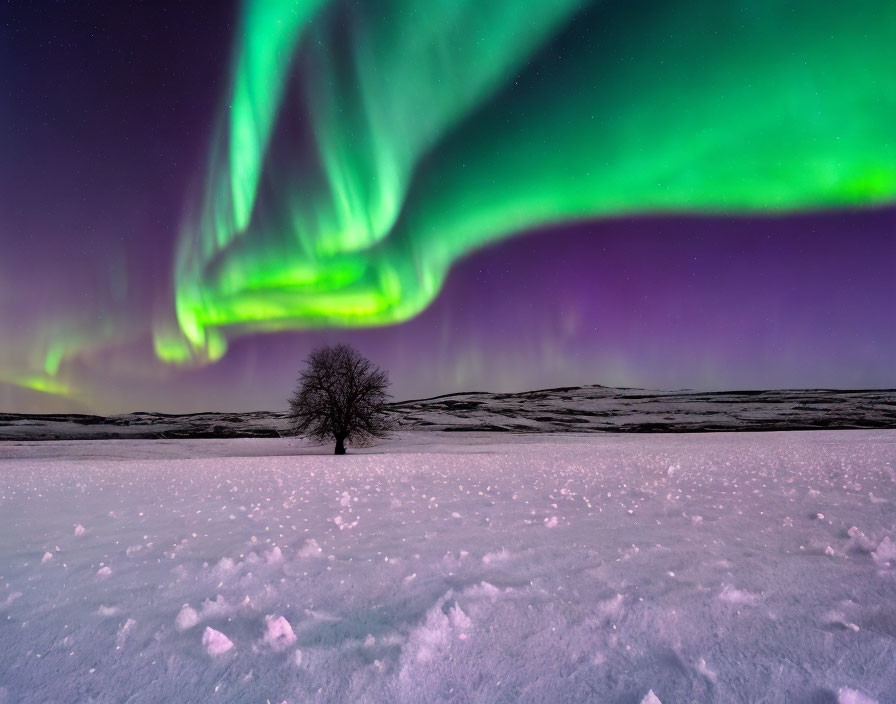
[1,430,895,703]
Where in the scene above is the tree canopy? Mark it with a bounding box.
[288,344,393,454]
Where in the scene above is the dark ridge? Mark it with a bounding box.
[2,386,895,441]
[390,391,493,406]
[0,413,108,424]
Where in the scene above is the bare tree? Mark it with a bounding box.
[288,344,393,454]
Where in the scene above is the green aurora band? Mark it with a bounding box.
[155,0,896,364]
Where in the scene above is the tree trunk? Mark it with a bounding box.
[334,436,346,455]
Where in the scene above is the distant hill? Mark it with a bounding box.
[1,385,895,441]
[393,386,896,433]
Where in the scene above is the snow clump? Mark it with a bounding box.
[202,627,234,656]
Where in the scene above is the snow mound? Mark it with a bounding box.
[403,603,456,666]
[116,618,136,647]
[175,604,200,631]
[466,581,505,601]
[297,538,323,558]
[595,593,625,622]
[202,627,233,656]
[824,610,860,632]
[845,526,876,554]
[262,615,296,651]
[482,548,511,564]
[448,604,472,633]
[838,688,878,704]
[718,584,760,606]
[199,595,230,620]
[871,537,896,567]
[212,557,237,576]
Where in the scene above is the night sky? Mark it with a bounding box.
[1,0,894,414]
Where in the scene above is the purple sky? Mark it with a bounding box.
[1,2,894,413]
[34,208,887,414]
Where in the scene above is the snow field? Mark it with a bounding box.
[1,431,895,702]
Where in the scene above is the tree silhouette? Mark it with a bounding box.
[288,344,393,454]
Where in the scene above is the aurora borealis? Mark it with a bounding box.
[2,0,895,413]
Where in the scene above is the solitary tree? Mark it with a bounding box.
[288,343,393,454]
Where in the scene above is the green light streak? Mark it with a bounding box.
[43,340,66,376]
[19,375,71,397]
[0,372,72,398]
[2,314,132,404]
[157,0,896,363]
[228,0,326,233]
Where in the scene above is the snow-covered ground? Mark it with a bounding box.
[1,431,895,703]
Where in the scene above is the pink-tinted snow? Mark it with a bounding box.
[1,431,894,702]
